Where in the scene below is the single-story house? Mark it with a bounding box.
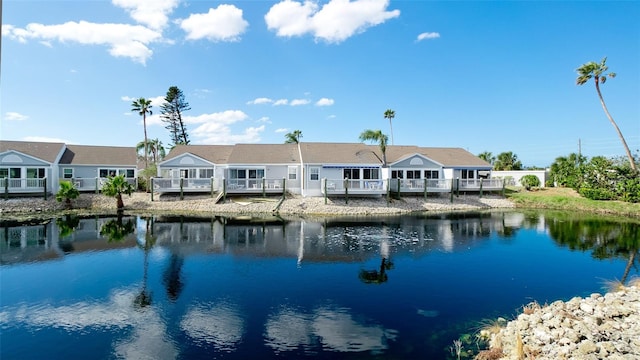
[0,140,137,195]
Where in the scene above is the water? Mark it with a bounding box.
[1,211,638,359]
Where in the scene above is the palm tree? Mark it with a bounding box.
[137,138,166,164]
[359,129,389,166]
[576,57,637,172]
[493,151,522,171]
[384,109,395,145]
[284,130,303,144]
[477,151,495,165]
[101,175,135,210]
[55,180,80,209]
[131,98,153,168]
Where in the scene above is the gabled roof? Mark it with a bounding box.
[0,140,65,163]
[300,142,381,164]
[227,144,300,164]
[162,145,235,164]
[376,146,491,167]
[59,145,137,166]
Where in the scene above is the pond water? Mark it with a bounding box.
[1,211,638,359]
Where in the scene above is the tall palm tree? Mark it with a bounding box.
[494,151,522,171]
[284,130,303,144]
[131,98,153,168]
[359,129,389,166]
[576,57,637,171]
[384,109,395,145]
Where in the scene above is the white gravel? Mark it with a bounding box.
[0,191,514,216]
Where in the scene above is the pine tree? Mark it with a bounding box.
[161,86,191,147]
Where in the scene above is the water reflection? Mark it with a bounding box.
[264,305,398,353]
[180,302,245,351]
[1,211,638,359]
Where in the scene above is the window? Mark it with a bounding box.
[343,169,360,179]
[424,170,439,179]
[363,168,379,179]
[406,170,420,179]
[100,169,117,178]
[126,169,135,178]
[27,168,45,178]
[310,167,319,181]
[230,169,247,179]
[200,169,214,178]
[391,170,403,179]
[288,166,297,180]
[249,169,264,179]
[0,168,8,178]
[9,168,21,178]
[462,169,475,179]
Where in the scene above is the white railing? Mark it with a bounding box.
[389,178,451,192]
[60,177,137,191]
[322,179,387,193]
[153,177,218,192]
[227,178,285,191]
[1,178,47,192]
[459,178,503,190]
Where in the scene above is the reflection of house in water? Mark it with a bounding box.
[1,216,137,265]
[149,213,527,263]
[2,212,527,266]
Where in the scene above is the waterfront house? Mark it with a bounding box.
[0,140,137,195]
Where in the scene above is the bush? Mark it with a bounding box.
[520,175,540,190]
[579,187,616,200]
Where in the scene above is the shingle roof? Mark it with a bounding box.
[59,145,137,166]
[0,140,66,163]
[377,146,492,167]
[162,145,235,164]
[300,142,381,164]
[227,144,301,164]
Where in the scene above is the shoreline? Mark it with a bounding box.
[0,192,515,219]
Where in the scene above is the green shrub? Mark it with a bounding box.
[520,175,541,190]
[579,187,615,200]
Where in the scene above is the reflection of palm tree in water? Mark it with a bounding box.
[134,217,155,308]
[163,254,184,302]
[621,251,638,285]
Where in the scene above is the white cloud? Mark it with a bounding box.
[112,0,179,30]
[186,110,261,144]
[290,99,310,106]
[327,114,336,119]
[265,0,400,43]
[247,97,273,105]
[257,117,271,123]
[417,32,440,41]
[4,21,163,64]
[275,128,288,133]
[315,98,334,106]
[4,112,28,121]
[181,303,244,350]
[179,5,249,42]
[273,99,289,106]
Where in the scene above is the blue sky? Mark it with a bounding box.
[2,0,639,167]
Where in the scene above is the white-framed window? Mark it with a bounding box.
[230,169,247,179]
[462,169,475,179]
[406,170,420,179]
[288,166,297,180]
[63,168,74,179]
[424,170,439,179]
[343,168,360,179]
[248,169,265,179]
[309,167,319,181]
[363,168,379,179]
[200,169,214,178]
[391,170,403,179]
[27,168,46,179]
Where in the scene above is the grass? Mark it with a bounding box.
[506,187,640,218]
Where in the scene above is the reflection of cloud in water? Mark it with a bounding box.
[180,302,244,351]
[264,306,397,353]
[0,289,178,360]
